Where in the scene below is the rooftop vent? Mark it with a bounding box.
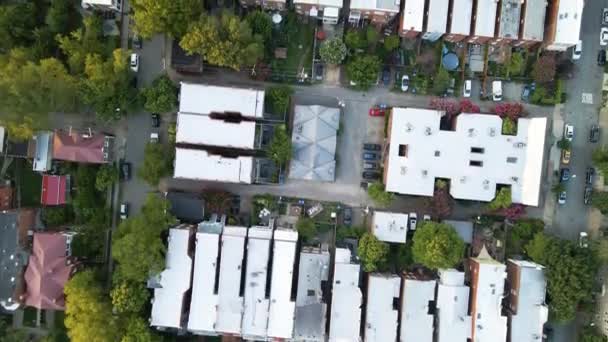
[460,176,466,183]
[488,128,496,137]
[400,166,407,175]
[425,127,432,136]
[406,123,413,132]
[422,170,428,177]
[468,128,476,137]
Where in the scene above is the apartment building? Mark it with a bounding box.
[492,0,522,45]
[514,0,548,47]
[365,274,401,342]
[349,0,401,26]
[293,0,343,24]
[400,276,436,342]
[421,0,449,41]
[544,0,584,51]
[400,0,425,38]
[444,0,473,42]
[468,0,498,44]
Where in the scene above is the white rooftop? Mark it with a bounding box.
[176,112,256,149]
[385,108,547,206]
[82,0,114,4]
[241,226,273,340]
[521,0,546,42]
[267,228,298,339]
[215,226,247,335]
[293,0,343,8]
[436,269,472,342]
[551,0,583,47]
[470,253,508,342]
[179,83,264,118]
[472,0,497,38]
[400,278,436,342]
[329,248,362,342]
[294,248,331,342]
[508,260,548,342]
[187,229,220,335]
[372,211,408,243]
[426,0,449,34]
[366,275,401,342]
[449,0,473,36]
[401,0,424,32]
[150,228,192,329]
[349,0,400,13]
[174,148,253,184]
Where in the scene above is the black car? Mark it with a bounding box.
[343,207,353,225]
[120,161,131,181]
[362,152,380,161]
[586,167,595,185]
[590,125,600,142]
[599,50,606,66]
[363,143,382,151]
[381,66,391,86]
[362,171,380,180]
[603,8,608,25]
[584,186,593,205]
[560,168,570,181]
[521,85,531,102]
[152,113,161,128]
[133,35,142,49]
[315,63,324,81]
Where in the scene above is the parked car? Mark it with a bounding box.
[369,106,387,117]
[560,168,571,182]
[343,207,352,225]
[463,80,472,98]
[150,132,159,143]
[586,167,595,185]
[584,186,593,205]
[362,152,380,161]
[133,35,142,49]
[598,49,606,66]
[130,53,139,72]
[590,125,600,142]
[561,149,571,164]
[521,84,531,102]
[423,214,431,221]
[409,213,417,230]
[558,191,567,205]
[401,75,410,92]
[315,63,324,81]
[579,232,589,248]
[362,171,380,180]
[363,143,382,151]
[360,181,368,189]
[601,27,608,46]
[363,162,378,170]
[120,160,131,180]
[120,203,129,220]
[564,124,574,141]
[572,40,582,60]
[492,81,502,102]
[152,113,160,128]
[446,78,455,96]
[381,66,391,86]
[604,8,608,25]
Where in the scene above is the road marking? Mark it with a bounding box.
[582,93,593,104]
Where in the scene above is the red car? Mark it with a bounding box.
[369,106,387,117]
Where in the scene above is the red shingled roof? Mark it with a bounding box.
[52,131,108,164]
[23,233,75,310]
[41,175,67,206]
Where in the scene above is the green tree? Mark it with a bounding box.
[267,125,291,166]
[347,54,380,90]
[592,191,608,214]
[507,218,544,256]
[95,164,118,191]
[593,147,608,177]
[141,74,178,113]
[365,27,379,47]
[488,187,512,211]
[580,327,608,342]
[432,68,451,95]
[0,316,27,342]
[64,270,119,342]
[245,11,272,43]
[319,38,347,65]
[412,222,465,269]
[56,15,107,74]
[525,233,598,322]
[367,182,394,207]
[111,281,149,314]
[296,218,317,242]
[137,143,173,186]
[45,0,82,35]
[502,118,516,135]
[0,3,36,51]
[131,0,202,39]
[358,232,389,272]
[508,52,524,76]
[120,316,161,342]
[556,137,571,150]
[72,165,102,222]
[180,12,264,70]
[383,35,400,51]
[344,30,367,50]
[266,85,293,114]
[41,206,74,227]
[112,194,176,283]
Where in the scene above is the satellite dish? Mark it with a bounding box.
[272,13,282,24]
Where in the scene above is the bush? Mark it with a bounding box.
[432,68,450,95]
[358,232,389,272]
[140,74,178,113]
[502,118,517,135]
[488,187,512,210]
[266,85,293,114]
[412,221,465,269]
[347,55,381,90]
[367,182,394,207]
[319,38,347,65]
[296,218,317,241]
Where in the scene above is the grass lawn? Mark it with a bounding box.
[20,160,42,207]
[285,24,314,75]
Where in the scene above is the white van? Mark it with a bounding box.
[492,81,503,102]
[463,80,472,97]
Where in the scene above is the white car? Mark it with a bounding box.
[564,124,574,141]
[572,40,582,60]
[423,214,431,221]
[579,232,589,248]
[409,213,417,230]
[558,191,567,205]
[130,53,139,72]
[463,79,472,97]
[119,203,128,220]
[150,132,159,143]
[601,27,608,46]
[492,81,503,102]
[401,75,410,92]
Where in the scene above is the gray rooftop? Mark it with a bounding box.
[166,191,205,224]
[443,220,473,243]
[521,0,547,41]
[498,0,521,39]
[294,248,331,342]
[0,211,27,312]
[32,131,52,172]
[289,105,340,182]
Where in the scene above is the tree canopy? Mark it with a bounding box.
[111,281,149,314]
[120,316,161,342]
[95,164,118,192]
[367,182,394,207]
[344,30,367,50]
[267,125,291,167]
[526,233,598,322]
[266,85,292,115]
[593,147,608,177]
[112,194,177,283]
[131,0,202,39]
[580,327,608,342]
[141,74,178,113]
[56,15,107,74]
[347,55,380,90]
[0,3,37,52]
[137,142,173,186]
[319,38,347,65]
[432,68,451,95]
[412,222,465,269]
[296,218,317,242]
[358,232,389,272]
[592,191,608,214]
[384,35,400,51]
[180,12,264,70]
